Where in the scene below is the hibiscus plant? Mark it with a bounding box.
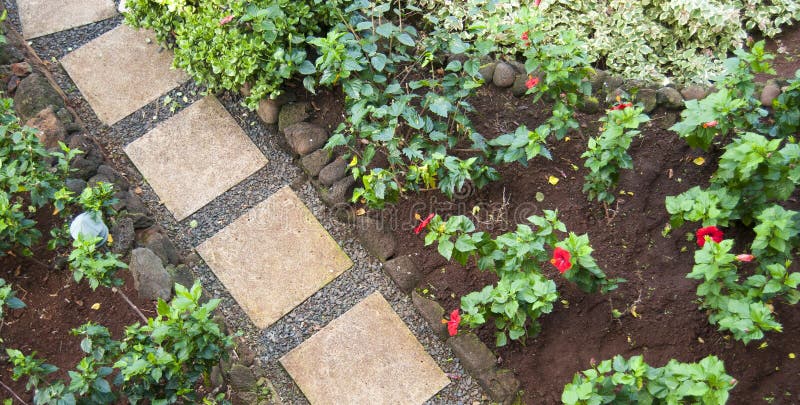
[418,210,620,346]
[562,355,736,404]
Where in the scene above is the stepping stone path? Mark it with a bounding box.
[124,96,267,220]
[25,8,472,403]
[196,186,352,329]
[281,292,451,405]
[60,24,188,125]
[17,0,117,39]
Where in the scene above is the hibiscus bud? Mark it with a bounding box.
[735,254,755,262]
[702,120,718,128]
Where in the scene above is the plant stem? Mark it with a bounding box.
[113,287,147,323]
[0,378,29,405]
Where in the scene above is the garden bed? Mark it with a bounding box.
[293,26,800,404]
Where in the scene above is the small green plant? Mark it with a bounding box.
[562,354,736,404]
[8,282,235,404]
[0,277,25,319]
[687,237,789,343]
[770,70,800,139]
[582,103,650,206]
[68,235,127,290]
[0,98,80,256]
[420,211,620,345]
[460,271,557,347]
[670,41,774,150]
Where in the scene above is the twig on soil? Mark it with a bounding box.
[0,378,29,405]
[112,287,148,323]
[7,250,51,270]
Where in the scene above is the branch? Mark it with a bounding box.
[0,378,29,405]
[112,287,148,323]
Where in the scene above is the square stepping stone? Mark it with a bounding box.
[60,24,188,125]
[18,0,117,39]
[124,96,267,220]
[281,292,450,404]
[196,186,353,329]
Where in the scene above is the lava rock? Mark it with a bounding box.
[65,178,87,194]
[0,41,24,65]
[10,62,31,77]
[761,80,781,107]
[656,87,684,109]
[587,69,608,94]
[129,248,172,300]
[511,74,529,97]
[318,156,347,186]
[411,291,448,340]
[478,62,497,82]
[635,88,658,113]
[447,332,496,376]
[492,62,516,88]
[168,264,195,291]
[578,95,601,114]
[283,122,328,156]
[477,369,521,404]
[13,73,65,121]
[257,98,280,124]
[69,149,103,180]
[97,165,129,191]
[354,216,396,262]
[25,106,66,149]
[110,217,135,255]
[383,255,421,293]
[680,85,708,101]
[277,102,310,133]
[228,364,257,391]
[140,231,180,266]
[300,148,332,178]
[123,211,154,230]
[87,173,112,188]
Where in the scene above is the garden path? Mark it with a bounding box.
[13,1,469,403]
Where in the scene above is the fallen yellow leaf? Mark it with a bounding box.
[52,207,60,216]
[693,157,705,166]
[348,156,358,167]
[91,303,101,310]
[631,305,640,318]
[414,212,421,220]
[107,234,114,245]
[564,136,571,142]
[758,342,769,349]
[355,208,366,216]
[790,353,796,359]
[548,175,559,185]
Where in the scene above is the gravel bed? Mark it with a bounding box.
[4,3,487,403]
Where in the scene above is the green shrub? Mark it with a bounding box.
[0,98,79,256]
[418,0,799,84]
[124,0,350,108]
[8,282,235,405]
[562,355,735,404]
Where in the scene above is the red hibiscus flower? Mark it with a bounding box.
[526,76,539,89]
[414,213,435,235]
[735,254,755,262]
[534,0,541,6]
[696,226,724,247]
[446,309,461,336]
[219,15,234,25]
[610,102,633,111]
[702,120,718,128]
[521,31,529,41]
[550,247,572,273]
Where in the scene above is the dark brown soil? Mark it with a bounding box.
[387,85,800,403]
[0,209,156,402]
[367,27,800,405]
